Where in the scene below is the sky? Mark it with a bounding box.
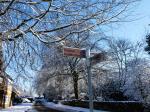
[111,0,150,43]
[5,0,150,95]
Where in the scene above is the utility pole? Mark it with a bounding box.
[86,48,93,112]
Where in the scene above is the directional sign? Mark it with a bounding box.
[63,47,107,60]
[63,47,86,58]
[90,52,106,65]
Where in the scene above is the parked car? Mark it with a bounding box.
[22,98,31,103]
[34,97,46,106]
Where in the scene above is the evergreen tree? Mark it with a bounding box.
[145,34,150,54]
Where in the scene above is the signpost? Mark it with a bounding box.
[63,47,106,112]
[63,47,86,58]
[86,48,93,112]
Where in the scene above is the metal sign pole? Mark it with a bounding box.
[86,48,93,112]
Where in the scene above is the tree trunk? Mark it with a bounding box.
[0,40,5,108]
[0,40,3,73]
[72,71,79,99]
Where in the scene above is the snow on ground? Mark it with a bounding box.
[45,102,108,112]
[0,102,109,112]
[0,103,35,112]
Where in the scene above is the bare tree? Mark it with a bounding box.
[0,0,139,42]
[0,0,139,75]
[105,40,150,103]
[0,0,140,97]
[107,38,134,87]
[35,33,98,99]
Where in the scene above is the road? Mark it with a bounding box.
[32,105,63,112]
[0,102,108,112]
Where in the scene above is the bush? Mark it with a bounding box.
[62,100,144,112]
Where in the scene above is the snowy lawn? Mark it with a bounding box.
[0,103,35,112]
[45,102,108,112]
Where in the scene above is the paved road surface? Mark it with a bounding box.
[0,102,108,112]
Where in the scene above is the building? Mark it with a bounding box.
[0,73,19,108]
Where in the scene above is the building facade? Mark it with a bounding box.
[0,74,16,108]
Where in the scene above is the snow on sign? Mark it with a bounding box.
[63,47,86,58]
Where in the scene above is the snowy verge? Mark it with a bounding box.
[0,103,33,112]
